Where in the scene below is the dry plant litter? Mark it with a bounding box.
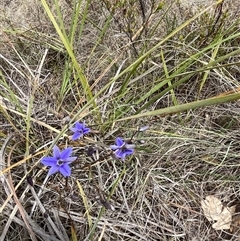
[1,0,240,240]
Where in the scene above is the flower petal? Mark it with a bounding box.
[120,153,126,159]
[115,149,124,159]
[116,137,124,147]
[59,163,71,177]
[118,153,126,160]
[41,157,57,166]
[110,145,119,150]
[70,127,78,132]
[48,165,59,176]
[75,121,84,130]
[83,127,90,133]
[70,121,90,140]
[53,146,61,159]
[60,147,73,160]
[125,144,135,149]
[72,132,82,140]
[64,156,77,164]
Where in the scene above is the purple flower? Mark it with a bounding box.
[41,145,77,177]
[70,121,90,140]
[110,137,135,160]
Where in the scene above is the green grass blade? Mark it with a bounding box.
[76,180,92,229]
[117,92,240,121]
[115,0,224,85]
[40,0,94,103]
[160,49,178,106]
[198,36,222,95]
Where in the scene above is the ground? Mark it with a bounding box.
[1,0,240,240]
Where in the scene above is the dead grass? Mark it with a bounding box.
[1,0,240,240]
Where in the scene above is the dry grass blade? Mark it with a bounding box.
[1,143,67,241]
[98,222,106,241]
[2,209,63,241]
[0,136,34,240]
[30,186,70,241]
[70,224,78,241]
[0,134,14,241]
[1,0,240,240]
[0,134,13,201]
[0,150,44,175]
[77,179,93,229]
[1,187,31,241]
[6,144,38,241]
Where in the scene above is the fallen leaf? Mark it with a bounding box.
[201,195,236,230]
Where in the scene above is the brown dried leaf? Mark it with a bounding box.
[201,195,236,230]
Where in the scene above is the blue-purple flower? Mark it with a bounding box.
[110,137,135,160]
[41,145,77,177]
[70,121,90,140]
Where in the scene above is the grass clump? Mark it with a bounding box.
[1,0,240,240]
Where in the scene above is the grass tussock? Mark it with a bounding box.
[1,0,240,240]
